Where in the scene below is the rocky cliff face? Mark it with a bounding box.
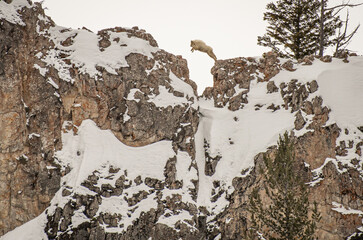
[202,55,363,239]
[1,1,362,240]
[1,1,200,239]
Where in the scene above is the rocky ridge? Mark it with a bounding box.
[1,1,200,239]
[201,55,363,239]
[1,1,362,240]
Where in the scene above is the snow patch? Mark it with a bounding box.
[169,72,195,99]
[175,150,198,203]
[332,202,363,215]
[157,210,194,230]
[71,206,88,228]
[28,133,40,139]
[34,64,48,77]
[0,212,47,240]
[97,192,158,232]
[318,65,363,127]
[0,0,31,26]
[308,158,347,187]
[39,26,159,82]
[55,120,176,190]
[127,89,141,102]
[149,85,190,108]
[47,77,59,89]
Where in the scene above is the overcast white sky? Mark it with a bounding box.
[35,0,363,94]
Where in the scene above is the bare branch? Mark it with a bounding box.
[341,24,360,46]
[327,2,363,11]
[334,9,361,54]
[332,6,348,16]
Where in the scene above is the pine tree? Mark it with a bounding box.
[259,0,361,59]
[258,0,322,59]
[248,132,321,240]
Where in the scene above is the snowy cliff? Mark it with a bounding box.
[1,1,362,239]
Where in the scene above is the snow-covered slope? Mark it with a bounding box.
[2,120,196,239]
[195,84,295,210]
[274,57,363,127]
[195,56,363,219]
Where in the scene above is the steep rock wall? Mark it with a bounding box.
[1,1,200,238]
[0,1,62,234]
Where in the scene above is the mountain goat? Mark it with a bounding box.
[190,40,217,61]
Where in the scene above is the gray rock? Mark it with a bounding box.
[308,80,319,93]
[294,110,306,130]
[267,80,279,93]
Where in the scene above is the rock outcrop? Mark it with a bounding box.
[202,52,281,111]
[202,54,363,240]
[1,1,200,238]
[1,1,362,240]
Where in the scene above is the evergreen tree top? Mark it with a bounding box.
[258,0,341,59]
